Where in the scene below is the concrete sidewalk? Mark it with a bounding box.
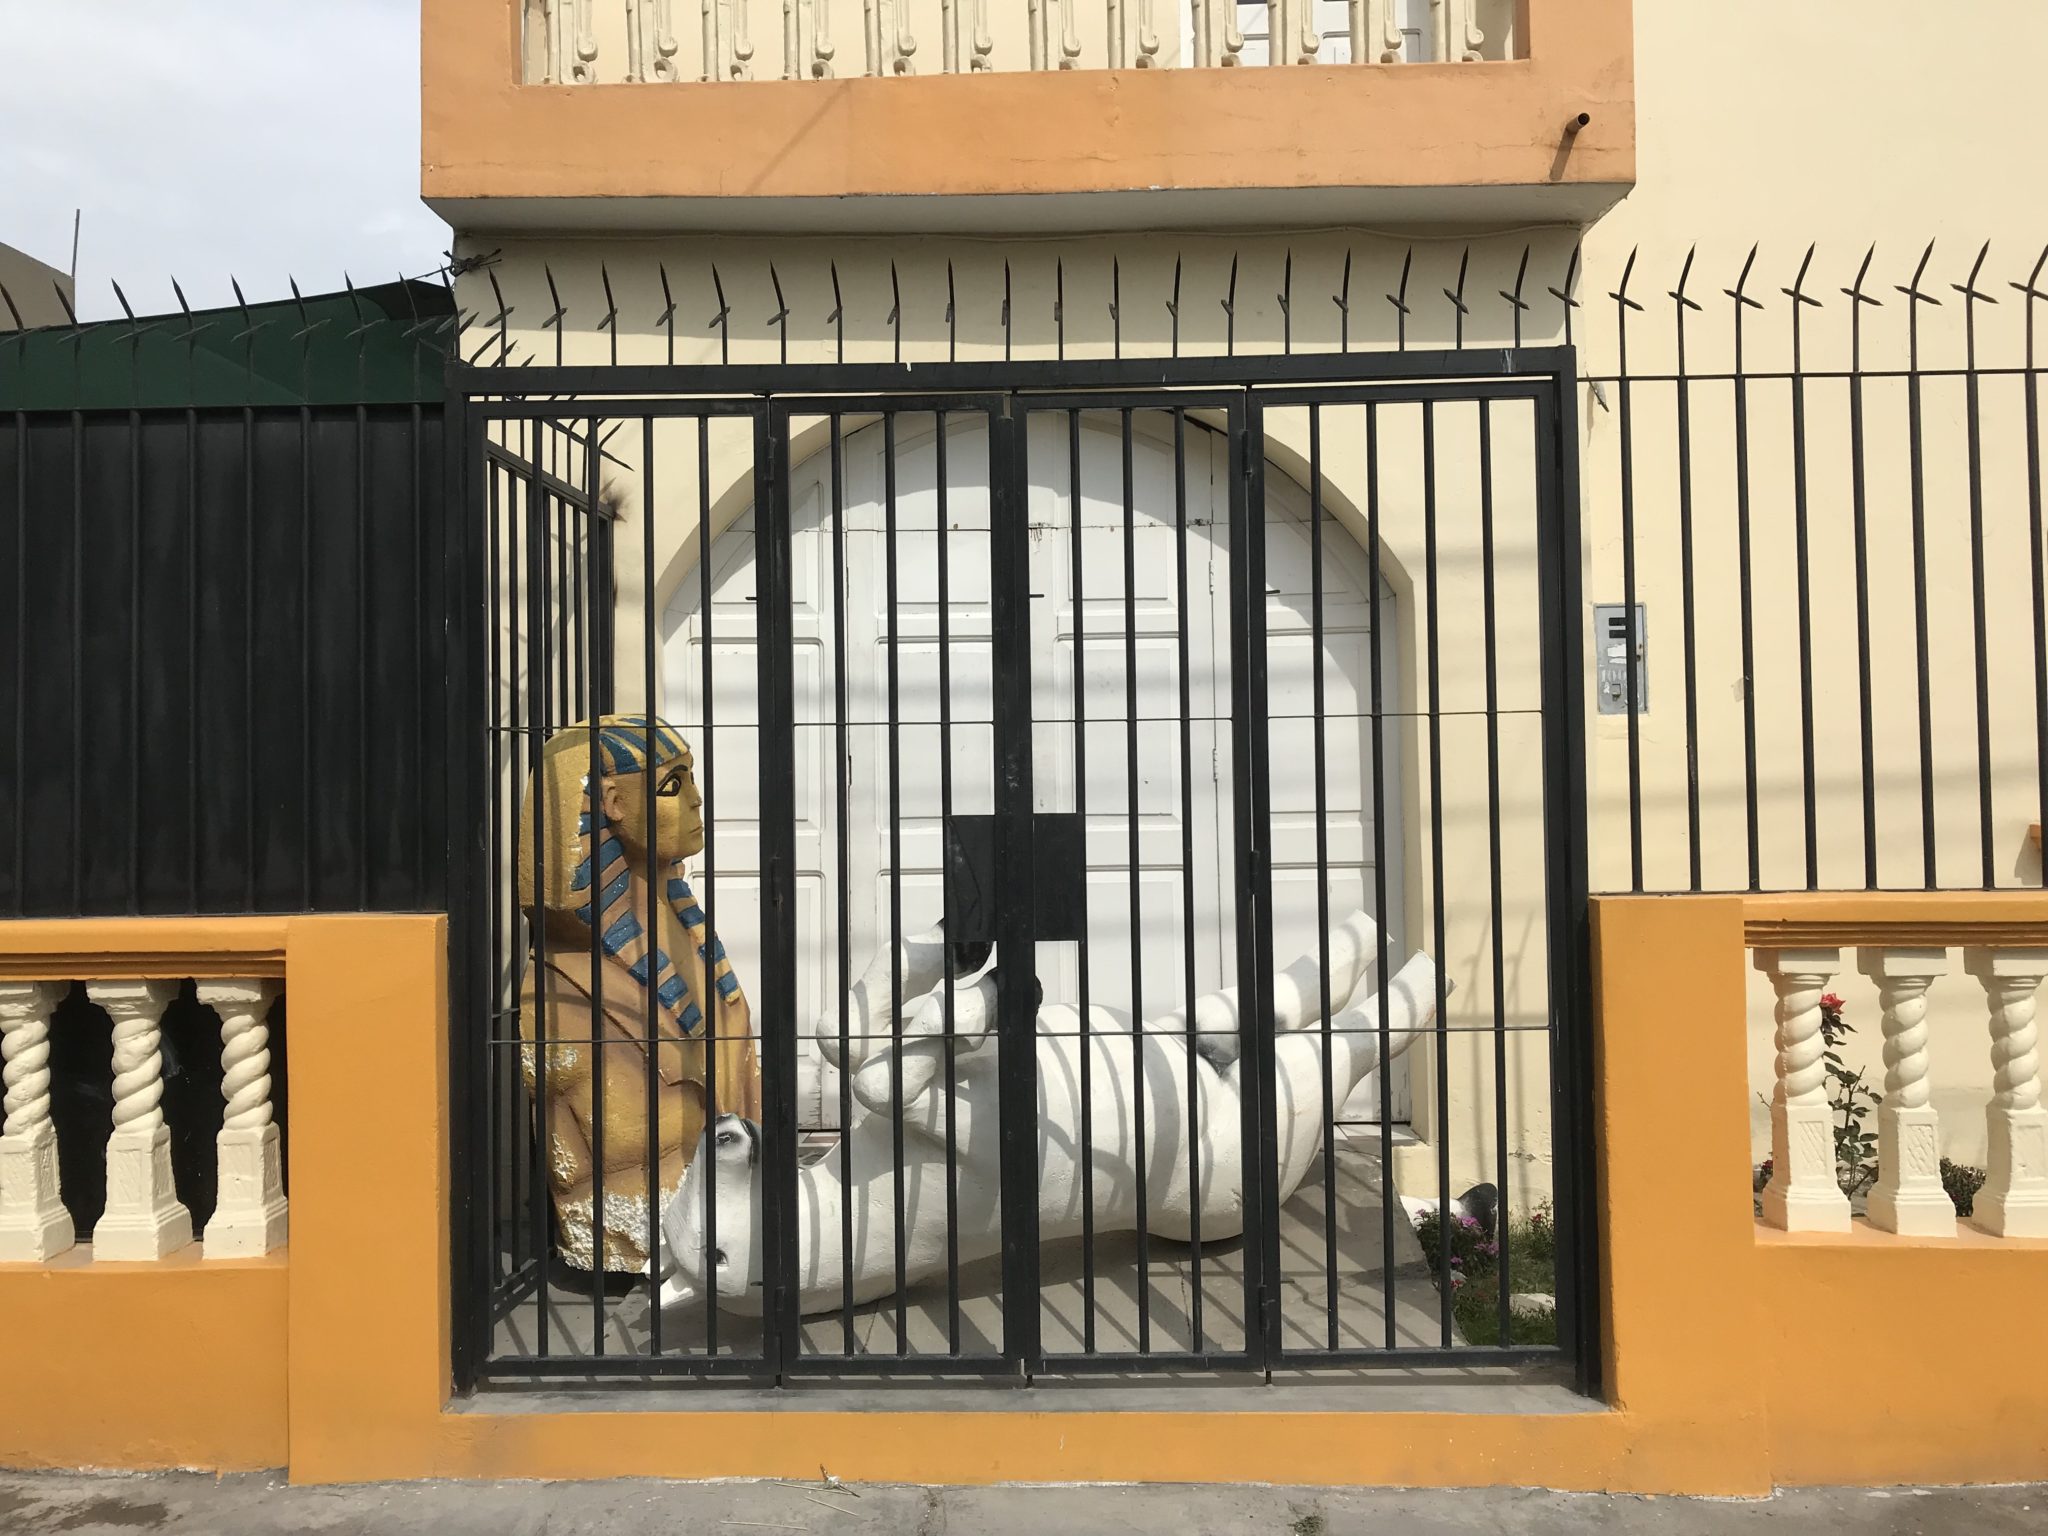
[0,1475,2041,1534]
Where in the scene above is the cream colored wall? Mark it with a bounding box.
[458,0,2048,1204]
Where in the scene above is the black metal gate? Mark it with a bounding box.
[448,349,1592,1390]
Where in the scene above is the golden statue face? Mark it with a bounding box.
[598,736,704,865]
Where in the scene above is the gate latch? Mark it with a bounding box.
[943,813,1086,944]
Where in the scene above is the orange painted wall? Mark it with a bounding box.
[0,1245,288,1472]
[10,899,2048,1488]
[419,0,1634,211]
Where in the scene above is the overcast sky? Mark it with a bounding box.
[2,0,451,320]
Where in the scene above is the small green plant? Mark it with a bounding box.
[1415,1202,1557,1347]
[1941,1158,1986,1218]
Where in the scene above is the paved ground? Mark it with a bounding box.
[500,1137,1453,1364]
[1,1475,2042,1534]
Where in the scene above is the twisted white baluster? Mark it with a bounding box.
[970,0,992,69]
[1862,948,1955,1236]
[1755,949,1851,1232]
[197,979,288,1258]
[87,979,192,1260]
[654,0,681,77]
[1967,948,2048,1236]
[571,0,599,80]
[0,982,73,1262]
[731,0,756,78]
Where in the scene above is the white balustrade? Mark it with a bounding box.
[1860,947,1955,1237]
[87,979,193,1261]
[1964,947,2048,1238]
[523,0,1504,82]
[1755,947,1852,1233]
[0,982,73,1262]
[197,979,288,1259]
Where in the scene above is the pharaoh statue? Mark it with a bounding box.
[660,909,1442,1315]
[517,714,760,1273]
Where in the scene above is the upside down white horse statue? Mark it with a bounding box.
[658,911,1441,1314]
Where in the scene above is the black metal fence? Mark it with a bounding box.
[448,349,1595,1389]
[0,402,450,915]
[1585,242,2048,894]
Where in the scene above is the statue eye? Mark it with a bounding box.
[656,771,684,798]
[713,1248,729,1268]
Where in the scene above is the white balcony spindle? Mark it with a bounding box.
[654,0,681,78]
[571,0,599,80]
[197,980,287,1259]
[1108,0,1125,66]
[1222,1,1245,64]
[784,0,800,77]
[1454,0,1482,59]
[1346,0,1365,64]
[1755,948,1852,1232]
[87,979,193,1261]
[808,0,835,75]
[704,0,722,79]
[0,982,73,1262]
[1136,0,1160,65]
[1059,0,1082,67]
[730,0,756,78]
[1964,948,2048,1237]
[891,0,917,73]
[970,0,993,69]
[942,0,958,72]
[1296,0,1320,63]
[627,0,646,79]
[1373,0,1400,60]
[1860,948,1956,1237]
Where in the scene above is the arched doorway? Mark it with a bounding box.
[661,411,1405,1129]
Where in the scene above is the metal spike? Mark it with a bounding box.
[1167,254,1182,357]
[600,263,620,329]
[1896,239,1942,308]
[1951,239,1998,307]
[0,284,24,331]
[1001,259,1012,361]
[1670,244,1703,313]
[1222,252,1238,356]
[1386,246,1413,349]
[1725,243,1766,311]
[1499,245,1532,347]
[112,279,138,323]
[655,263,677,328]
[888,261,902,363]
[172,276,194,318]
[1444,244,1473,313]
[53,281,78,326]
[1782,243,1823,309]
[1608,246,1644,312]
[1843,243,1882,309]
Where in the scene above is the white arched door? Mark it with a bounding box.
[662,412,1404,1129]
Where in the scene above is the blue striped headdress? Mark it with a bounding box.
[561,715,738,1039]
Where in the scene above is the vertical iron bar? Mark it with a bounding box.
[884,410,909,1353]
[524,445,553,1360]
[1672,267,1703,891]
[1481,400,1511,1344]
[1787,265,1820,891]
[642,415,662,1360]
[355,403,370,909]
[1068,406,1096,1352]
[2023,264,2048,900]
[507,426,528,1308]
[585,418,607,1353]
[757,405,801,1378]
[1904,264,1939,887]
[1962,280,1995,887]
[187,406,200,908]
[1119,407,1149,1353]
[1846,259,1880,889]
[1730,278,1762,891]
[698,413,720,1359]
[1425,400,1453,1350]
[1367,402,1396,1351]
[1309,404,1338,1350]
[1613,274,1643,891]
[936,409,962,1354]
[1173,405,1204,1353]
[1246,394,1281,1372]
[300,403,313,910]
[487,460,505,1288]
[127,410,142,909]
[831,412,856,1355]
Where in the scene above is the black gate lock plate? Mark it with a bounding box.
[942,813,1086,944]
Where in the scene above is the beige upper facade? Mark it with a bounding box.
[437,0,2048,1198]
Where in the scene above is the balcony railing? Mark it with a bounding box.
[0,972,288,1264]
[519,0,1519,84]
